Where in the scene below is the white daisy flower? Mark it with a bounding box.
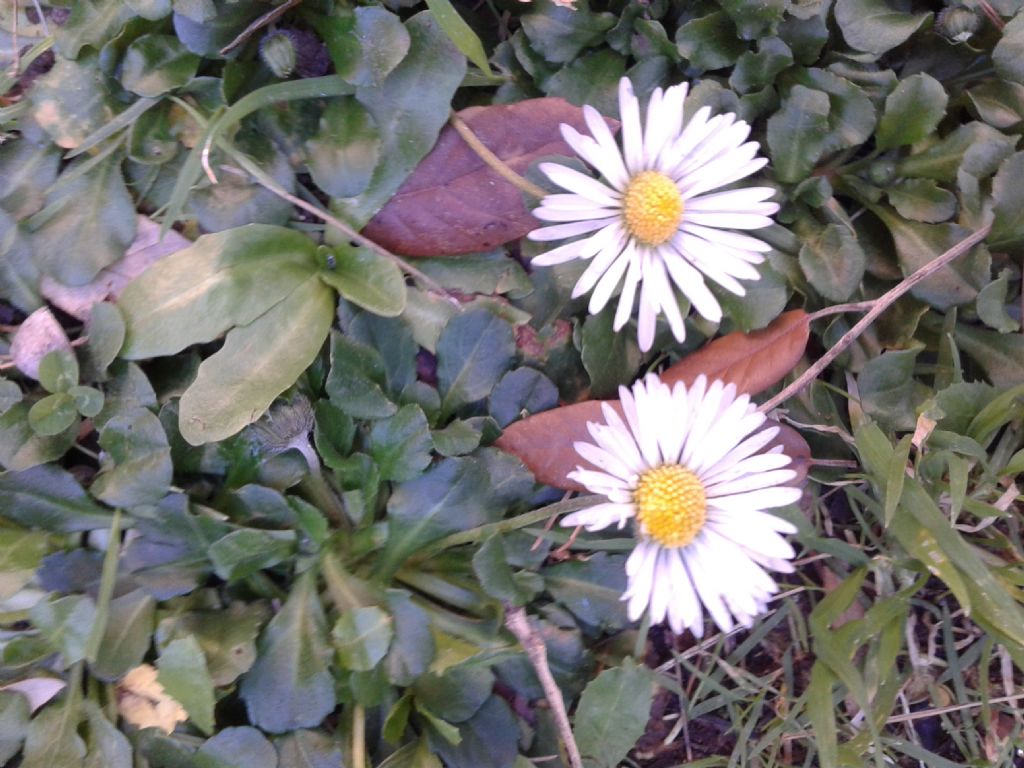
[562,373,801,637]
[528,77,779,352]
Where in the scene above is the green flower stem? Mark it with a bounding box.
[298,469,349,531]
[411,495,601,561]
[322,553,379,612]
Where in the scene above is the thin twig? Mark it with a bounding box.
[449,112,549,199]
[505,606,583,768]
[219,0,303,54]
[219,159,458,303]
[807,300,876,322]
[759,223,992,414]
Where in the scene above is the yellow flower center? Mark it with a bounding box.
[622,171,684,247]
[633,464,707,548]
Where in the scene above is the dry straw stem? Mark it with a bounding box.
[759,222,993,414]
[504,605,584,768]
[449,112,550,200]
[220,159,458,303]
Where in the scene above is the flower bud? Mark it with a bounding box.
[937,5,980,43]
[260,30,297,78]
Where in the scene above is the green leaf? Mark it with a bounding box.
[767,86,830,183]
[69,386,104,418]
[875,73,948,151]
[157,636,215,735]
[545,553,630,631]
[92,590,156,681]
[157,602,269,687]
[343,7,412,87]
[384,590,435,685]
[877,213,990,310]
[719,0,786,38]
[543,50,626,116]
[30,595,97,664]
[0,379,22,416]
[0,138,61,218]
[367,404,433,482]
[895,122,1008,182]
[425,0,493,75]
[574,659,654,768]
[976,270,1020,333]
[178,275,335,444]
[488,368,559,428]
[20,693,85,768]
[376,457,493,579]
[331,11,467,227]
[967,80,1024,129]
[675,12,747,71]
[90,408,172,506]
[28,55,115,151]
[0,691,29,764]
[834,0,931,54]
[307,99,381,198]
[470,534,530,606]
[172,0,264,57]
[332,606,394,671]
[275,730,344,768]
[120,34,200,97]
[431,419,482,457]
[729,37,793,93]
[118,224,317,359]
[580,307,644,398]
[991,151,1024,250]
[325,332,398,420]
[437,309,516,416]
[414,667,493,725]
[798,223,866,302]
[55,0,134,59]
[195,727,277,768]
[38,349,79,394]
[886,179,956,223]
[431,697,519,768]
[954,325,1024,388]
[30,155,136,286]
[239,570,336,733]
[28,394,79,437]
[858,347,922,431]
[993,12,1024,85]
[0,402,77,471]
[0,464,112,531]
[521,0,616,63]
[209,529,294,582]
[319,244,406,317]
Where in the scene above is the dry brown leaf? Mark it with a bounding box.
[116,664,188,734]
[362,98,616,256]
[496,312,812,491]
[40,215,192,321]
[660,310,810,394]
[9,306,72,380]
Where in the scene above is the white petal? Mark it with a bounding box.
[583,105,630,190]
[636,277,658,352]
[613,249,643,331]
[560,123,629,191]
[683,211,775,230]
[575,441,635,482]
[618,78,645,174]
[562,501,635,531]
[528,217,620,242]
[660,253,722,324]
[705,518,795,560]
[682,223,772,253]
[588,245,633,314]
[684,187,778,212]
[571,229,630,298]
[686,534,735,633]
[539,163,622,206]
[710,486,804,512]
[706,469,799,497]
[646,252,687,343]
[667,549,702,635]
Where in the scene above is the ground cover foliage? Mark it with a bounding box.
[1,0,1024,765]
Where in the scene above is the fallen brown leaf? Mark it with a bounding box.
[9,306,71,380]
[116,664,188,734]
[362,98,616,256]
[496,312,812,491]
